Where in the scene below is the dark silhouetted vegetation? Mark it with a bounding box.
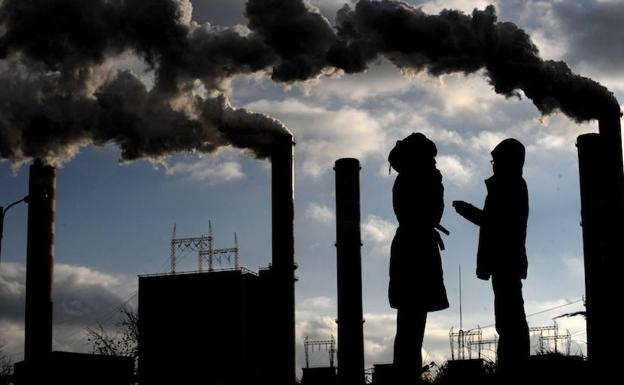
[86,306,138,360]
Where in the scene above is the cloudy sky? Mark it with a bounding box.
[2,0,621,375]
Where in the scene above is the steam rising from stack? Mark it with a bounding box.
[0,0,620,167]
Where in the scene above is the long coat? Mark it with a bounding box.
[477,175,529,280]
[388,168,449,311]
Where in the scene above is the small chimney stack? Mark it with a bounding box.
[24,159,56,365]
[270,133,297,384]
[334,158,365,385]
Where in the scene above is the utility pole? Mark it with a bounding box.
[0,195,29,263]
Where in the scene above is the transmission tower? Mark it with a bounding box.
[530,321,572,355]
[304,335,336,369]
[449,326,497,361]
[169,221,239,273]
[198,228,239,271]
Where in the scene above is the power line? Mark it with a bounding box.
[527,298,584,319]
[53,291,138,348]
[3,288,139,362]
[468,298,584,331]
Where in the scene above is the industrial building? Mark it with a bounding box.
[13,351,134,385]
[138,268,275,385]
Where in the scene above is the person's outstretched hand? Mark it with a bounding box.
[452,200,474,217]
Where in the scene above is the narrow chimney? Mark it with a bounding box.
[597,116,624,242]
[271,134,296,384]
[578,113,623,379]
[598,114,624,177]
[576,134,608,363]
[334,158,365,385]
[24,159,55,364]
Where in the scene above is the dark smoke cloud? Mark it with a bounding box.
[330,0,620,122]
[0,0,287,165]
[245,0,337,81]
[0,69,287,163]
[0,0,620,166]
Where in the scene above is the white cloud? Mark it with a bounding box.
[244,99,385,178]
[165,155,244,183]
[361,312,455,367]
[362,215,396,257]
[310,60,415,102]
[0,262,136,362]
[0,320,24,362]
[305,203,335,225]
[436,155,474,186]
[525,298,581,315]
[418,0,500,15]
[534,134,568,150]
[562,256,584,278]
[55,264,123,289]
[301,296,334,310]
[310,0,357,22]
[295,303,338,370]
[468,131,507,153]
[435,74,502,121]
[523,297,586,356]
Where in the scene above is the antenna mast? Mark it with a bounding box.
[170,224,177,274]
[207,220,214,271]
[234,232,239,269]
[459,264,463,331]
[458,265,464,359]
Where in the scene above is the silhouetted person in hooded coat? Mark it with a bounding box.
[388,133,449,383]
[453,138,530,376]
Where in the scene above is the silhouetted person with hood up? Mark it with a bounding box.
[453,138,530,377]
[388,133,449,383]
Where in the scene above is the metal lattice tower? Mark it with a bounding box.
[171,224,177,273]
[198,228,239,271]
[449,267,498,361]
[450,321,573,361]
[529,321,572,355]
[304,335,336,369]
[169,221,239,273]
[449,327,497,361]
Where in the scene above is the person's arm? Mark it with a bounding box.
[452,200,483,226]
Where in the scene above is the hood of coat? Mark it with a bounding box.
[389,132,437,173]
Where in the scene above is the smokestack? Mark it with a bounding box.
[597,115,624,275]
[270,133,296,384]
[24,159,55,365]
[334,158,365,385]
[577,114,622,379]
[577,134,608,364]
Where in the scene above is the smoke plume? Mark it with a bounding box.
[0,0,286,165]
[0,0,620,166]
[329,1,620,121]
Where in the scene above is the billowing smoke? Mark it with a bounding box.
[0,0,620,166]
[0,0,286,165]
[328,0,620,122]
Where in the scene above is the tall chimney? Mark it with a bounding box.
[597,116,624,245]
[577,113,623,379]
[271,133,296,384]
[334,158,365,385]
[576,134,608,363]
[24,159,55,365]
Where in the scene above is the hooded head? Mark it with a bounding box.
[491,138,525,177]
[388,132,437,173]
